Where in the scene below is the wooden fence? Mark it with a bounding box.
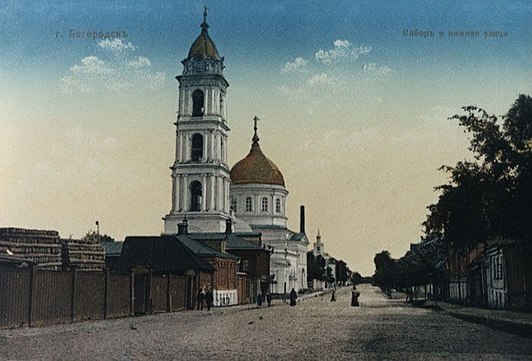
[0,267,189,328]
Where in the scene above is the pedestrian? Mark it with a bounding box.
[196,287,205,310]
[257,291,263,306]
[205,286,213,311]
[266,291,272,307]
[331,290,336,302]
[351,286,360,307]
[289,288,297,306]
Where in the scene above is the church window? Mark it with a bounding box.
[191,133,203,162]
[230,197,237,212]
[190,181,202,211]
[192,89,204,116]
[261,197,268,212]
[275,198,281,213]
[245,197,253,212]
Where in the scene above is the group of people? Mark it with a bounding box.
[195,286,214,311]
[198,285,360,310]
[257,288,299,307]
[330,286,360,307]
[256,290,273,307]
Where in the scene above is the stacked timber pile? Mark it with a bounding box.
[61,238,105,271]
[0,228,105,271]
[0,228,63,270]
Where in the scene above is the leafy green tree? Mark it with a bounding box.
[81,230,115,244]
[424,94,532,249]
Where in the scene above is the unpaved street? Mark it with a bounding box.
[1,285,530,360]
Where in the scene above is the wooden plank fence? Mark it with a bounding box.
[0,267,189,329]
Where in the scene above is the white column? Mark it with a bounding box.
[207,131,212,160]
[171,174,177,213]
[214,133,218,160]
[255,194,260,215]
[210,175,215,211]
[206,175,212,211]
[202,174,207,211]
[210,87,216,114]
[216,177,222,211]
[214,89,220,115]
[174,174,181,211]
[222,178,227,213]
[184,135,189,162]
[178,87,184,116]
[177,133,182,163]
[202,132,207,161]
[182,175,189,211]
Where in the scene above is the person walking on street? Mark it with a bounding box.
[351,286,360,307]
[257,291,263,306]
[289,288,297,306]
[266,291,272,307]
[205,286,213,311]
[196,287,205,310]
[331,290,336,302]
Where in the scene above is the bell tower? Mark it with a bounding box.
[163,8,231,233]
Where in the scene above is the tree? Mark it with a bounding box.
[307,252,326,282]
[81,230,115,244]
[373,250,397,294]
[424,94,532,250]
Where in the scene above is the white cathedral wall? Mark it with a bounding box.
[230,184,288,228]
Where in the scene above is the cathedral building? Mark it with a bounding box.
[162,10,308,298]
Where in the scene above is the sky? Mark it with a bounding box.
[1,0,531,275]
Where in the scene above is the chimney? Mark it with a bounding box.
[225,218,232,235]
[300,205,305,234]
[177,218,189,235]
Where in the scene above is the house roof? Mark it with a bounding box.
[101,241,123,256]
[178,234,239,260]
[120,235,215,274]
[226,234,265,250]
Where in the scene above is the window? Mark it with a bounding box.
[190,181,202,211]
[241,260,249,273]
[230,198,237,212]
[191,133,203,162]
[245,197,253,212]
[192,89,204,116]
[275,198,281,213]
[261,197,268,212]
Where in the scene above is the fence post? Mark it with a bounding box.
[129,270,135,316]
[166,274,171,313]
[104,268,109,319]
[28,265,36,327]
[70,267,77,322]
[148,270,153,315]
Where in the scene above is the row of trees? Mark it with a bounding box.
[374,94,531,296]
[307,252,354,286]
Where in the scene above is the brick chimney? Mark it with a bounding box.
[300,205,305,234]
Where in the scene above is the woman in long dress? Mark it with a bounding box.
[351,286,360,307]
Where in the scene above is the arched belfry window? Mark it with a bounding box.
[276,198,281,213]
[192,89,204,116]
[191,133,203,162]
[190,181,202,211]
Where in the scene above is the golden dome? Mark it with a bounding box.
[187,10,219,59]
[230,117,285,186]
[188,30,219,59]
